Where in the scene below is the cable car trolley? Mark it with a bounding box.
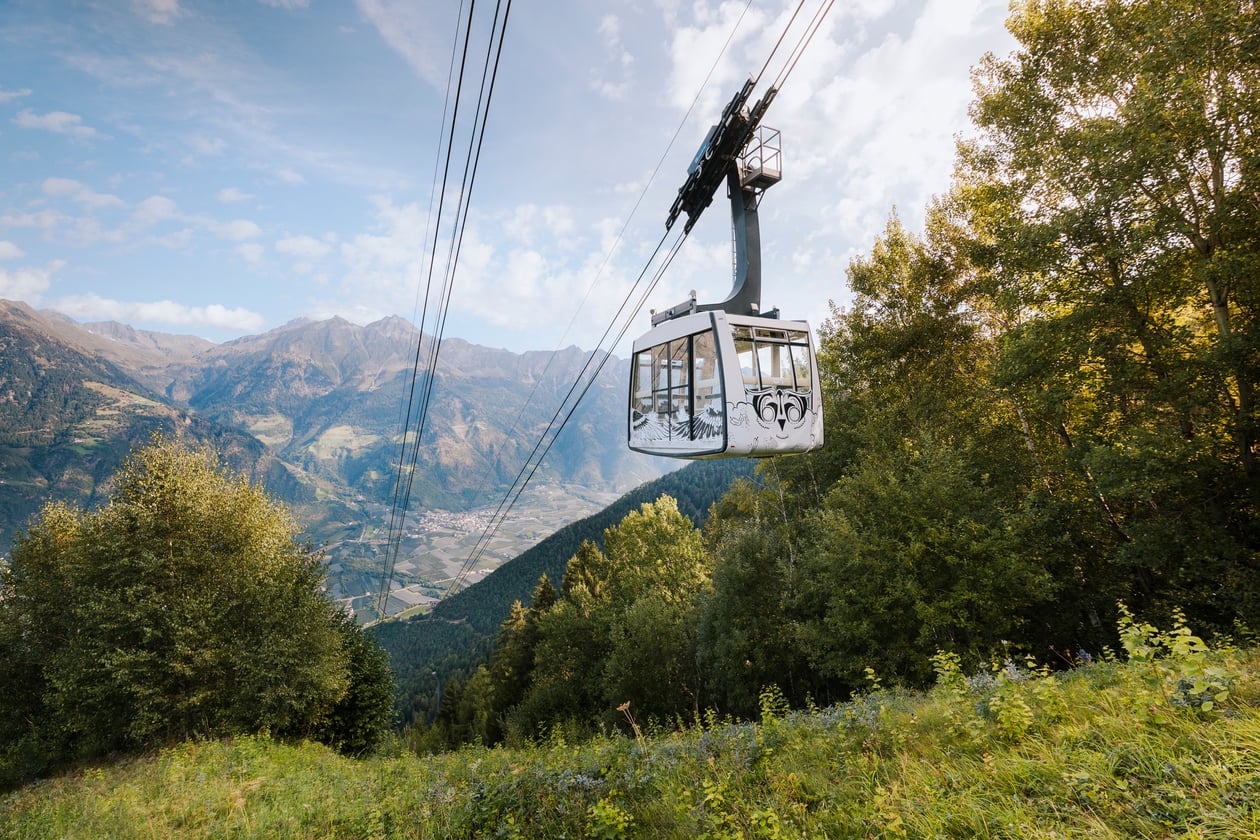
[629,79,823,459]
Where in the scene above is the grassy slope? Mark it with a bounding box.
[4,641,1259,839]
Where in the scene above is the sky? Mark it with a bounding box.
[0,0,1017,355]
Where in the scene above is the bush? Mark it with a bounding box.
[0,437,392,785]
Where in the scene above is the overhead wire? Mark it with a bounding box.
[768,0,836,90]
[400,0,515,524]
[753,0,809,86]
[379,0,483,619]
[379,0,471,621]
[390,0,838,608]
[377,0,514,618]
[396,0,514,601]
[436,0,759,599]
[471,0,758,485]
[457,229,691,578]
[446,226,686,597]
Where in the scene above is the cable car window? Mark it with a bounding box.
[733,326,759,388]
[632,353,653,415]
[692,330,719,419]
[651,343,671,416]
[789,338,812,393]
[670,339,690,431]
[631,327,727,448]
[731,324,815,391]
[757,342,794,388]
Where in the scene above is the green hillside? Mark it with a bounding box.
[372,458,754,729]
[4,624,1257,839]
[0,302,670,614]
[0,301,302,550]
[3,1,1258,834]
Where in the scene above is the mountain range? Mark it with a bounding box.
[0,299,670,616]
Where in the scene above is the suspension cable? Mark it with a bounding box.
[379,0,472,621]
[438,0,839,604]
[753,0,809,87]
[768,0,836,91]
[381,0,838,614]
[481,0,757,471]
[446,227,689,598]
[412,0,757,608]
[378,0,513,618]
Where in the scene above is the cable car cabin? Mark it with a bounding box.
[628,310,823,459]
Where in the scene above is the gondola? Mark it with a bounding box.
[628,79,823,459]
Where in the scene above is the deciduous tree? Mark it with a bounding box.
[0,437,392,784]
[960,0,1260,625]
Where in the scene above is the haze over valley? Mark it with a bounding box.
[0,299,669,619]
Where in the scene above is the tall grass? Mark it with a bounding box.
[4,617,1259,839]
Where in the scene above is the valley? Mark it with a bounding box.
[0,299,670,620]
[320,482,622,619]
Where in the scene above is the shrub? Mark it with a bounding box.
[0,437,391,784]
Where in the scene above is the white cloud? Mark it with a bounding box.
[664,2,765,113]
[151,228,195,249]
[189,135,226,155]
[354,0,458,91]
[330,197,649,352]
[258,0,310,7]
[236,243,265,263]
[217,187,252,203]
[599,14,621,41]
[591,79,632,100]
[591,14,635,101]
[0,241,24,260]
[133,0,180,24]
[13,109,102,140]
[0,209,66,233]
[503,205,576,248]
[0,261,63,303]
[777,0,1010,215]
[133,195,180,226]
[51,293,266,331]
[0,87,32,103]
[41,177,125,209]
[211,219,263,241]
[339,198,428,310]
[276,235,333,259]
[40,178,83,198]
[275,168,305,184]
[276,234,334,275]
[639,0,1017,332]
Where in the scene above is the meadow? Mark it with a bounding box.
[4,615,1257,839]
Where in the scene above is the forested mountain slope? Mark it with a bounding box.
[372,458,755,729]
[0,301,670,612]
[382,0,1260,749]
[0,300,299,547]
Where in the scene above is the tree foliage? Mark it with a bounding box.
[959,0,1260,623]
[375,459,752,735]
[694,0,1257,710]
[419,496,711,746]
[398,0,1260,751]
[0,437,393,785]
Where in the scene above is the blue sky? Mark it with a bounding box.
[0,0,1015,354]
